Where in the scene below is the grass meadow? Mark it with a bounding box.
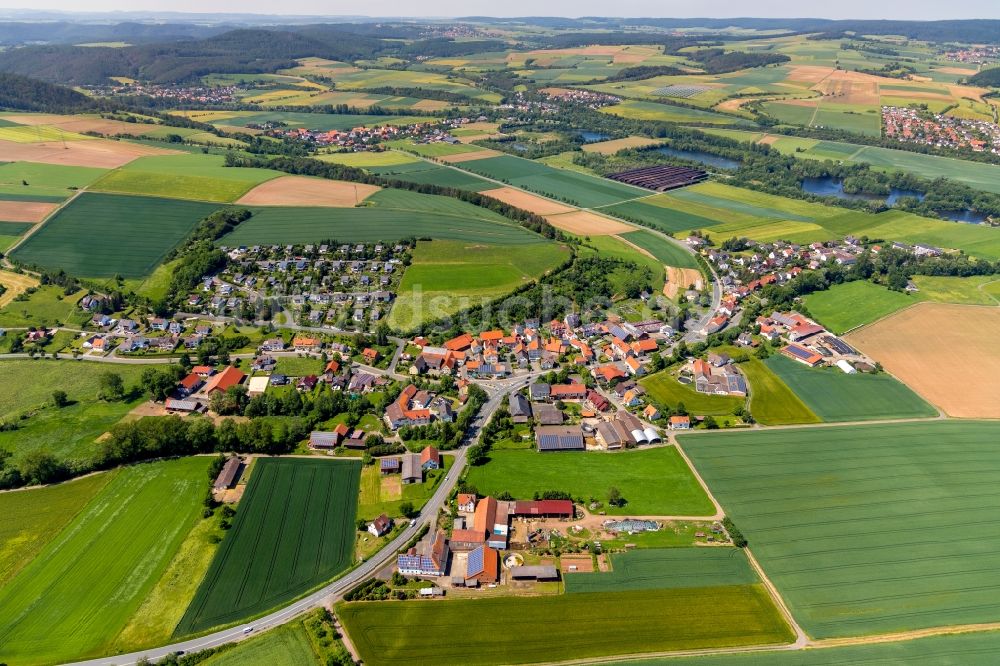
[0,457,211,666]
[387,239,570,330]
[739,358,820,425]
[200,622,319,666]
[0,285,91,327]
[681,421,1000,638]
[764,354,936,421]
[601,100,751,125]
[464,446,716,516]
[10,193,218,278]
[176,458,361,635]
[910,274,1000,305]
[0,472,114,587]
[803,281,924,334]
[339,585,793,665]
[564,548,757,594]
[640,370,745,415]
[90,154,281,202]
[0,162,106,200]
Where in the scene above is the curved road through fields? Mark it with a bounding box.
[67,373,534,666]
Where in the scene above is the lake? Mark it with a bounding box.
[579,131,610,143]
[658,146,740,170]
[938,209,990,224]
[800,177,925,206]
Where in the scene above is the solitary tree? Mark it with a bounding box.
[97,371,125,401]
[52,390,69,408]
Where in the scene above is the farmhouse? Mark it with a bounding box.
[385,384,433,430]
[669,415,691,430]
[509,393,532,423]
[690,359,747,396]
[465,545,500,585]
[397,530,450,577]
[368,514,393,537]
[782,344,823,367]
[204,366,247,395]
[213,456,242,491]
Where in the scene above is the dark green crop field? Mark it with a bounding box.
[339,585,793,665]
[565,548,757,594]
[175,458,360,635]
[619,229,699,269]
[457,155,648,208]
[602,199,721,233]
[219,190,543,246]
[681,421,1000,638]
[9,193,218,278]
[764,354,936,421]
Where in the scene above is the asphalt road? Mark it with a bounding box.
[66,374,533,666]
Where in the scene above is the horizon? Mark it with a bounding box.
[0,5,999,21]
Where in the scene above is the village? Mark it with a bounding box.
[882,104,1000,154]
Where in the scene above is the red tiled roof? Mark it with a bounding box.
[205,366,246,394]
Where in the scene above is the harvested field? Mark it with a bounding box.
[0,138,178,169]
[935,66,978,76]
[480,186,575,215]
[0,269,39,308]
[545,210,634,235]
[581,136,664,154]
[436,148,503,163]
[844,302,1000,418]
[6,115,152,137]
[786,66,838,84]
[0,200,56,223]
[664,266,703,299]
[235,175,380,207]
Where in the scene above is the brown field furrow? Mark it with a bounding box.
[480,187,576,215]
[0,138,179,169]
[844,303,1000,418]
[235,175,380,207]
[437,149,503,163]
[544,210,634,235]
[0,201,57,223]
[663,266,704,299]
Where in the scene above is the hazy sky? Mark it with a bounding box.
[0,1,997,20]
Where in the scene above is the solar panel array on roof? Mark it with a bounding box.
[537,433,584,451]
[727,374,747,394]
[785,345,816,360]
[467,546,484,575]
[823,335,855,355]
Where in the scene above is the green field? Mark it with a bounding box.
[565,548,757,594]
[10,193,219,277]
[764,354,936,422]
[614,630,1000,665]
[201,622,319,666]
[90,154,281,202]
[456,155,649,208]
[386,139,483,157]
[220,189,545,246]
[602,100,751,126]
[681,421,1000,638]
[619,229,700,269]
[911,274,1000,305]
[0,472,113,587]
[0,285,91,327]
[601,198,721,234]
[640,370,745,415]
[0,162,107,200]
[740,358,820,425]
[803,281,923,334]
[0,457,211,665]
[176,458,361,635]
[464,446,715,516]
[762,101,881,136]
[387,239,570,330]
[315,150,420,168]
[206,111,433,132]
[339,585,793,665]
[372,161,496,191]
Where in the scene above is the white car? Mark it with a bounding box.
[242,626,254,634]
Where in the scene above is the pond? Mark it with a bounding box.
[657,146,740,170]
[800,176,926,206]
[578,131,610,143]
[938,209,990,224]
